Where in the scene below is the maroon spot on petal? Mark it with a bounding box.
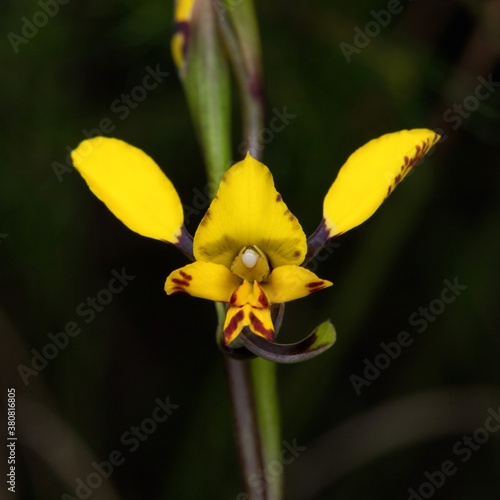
[257,289,269,309]
[223,310,245,344]
[293,250,301,258]
[179,271,192,281]
[229,288,239,307]
[307,281,326,292]
[404,156,409,166]
[249,312,274,341]
[171,286,186,293]
[276,193,282,202]
[172,278,190,287]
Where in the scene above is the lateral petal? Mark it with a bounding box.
[323,129,440,237]
[261,266,332,304]
[72,137,184,243]
[194,153,307,268]
[165,261,241,302]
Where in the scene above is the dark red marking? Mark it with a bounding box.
[276,193,282,202]
[171,286,187,293]
[249,312,274,340]
[229,288,239,306]
[179,270,192,281]
[171,278,190,287]
[293,250,301,258]
[223,310,245,344]
[257,289,269,309]
[307,281,326,291]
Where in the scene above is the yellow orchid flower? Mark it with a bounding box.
[71,129,439,348]
[164,153,332,344]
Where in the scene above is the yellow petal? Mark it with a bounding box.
[262,266,332,304]
[223,307,248,345]
[245,304,274,342]
[72,137,184,243]
[174,0,195,22]
[165,261,241,302]
[194,153,307,269]
[323,129,440,237]
[223,281,274,344]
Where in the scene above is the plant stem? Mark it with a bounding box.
[251,358,282,499]
[225,357,267,499]
[216,3,264,158]
[215,301,267,499]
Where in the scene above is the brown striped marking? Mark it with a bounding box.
[223,310,245,344]
[249,312,274,341]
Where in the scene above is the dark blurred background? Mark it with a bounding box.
[1,0,500,499]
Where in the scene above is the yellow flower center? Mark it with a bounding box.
[231,245,270,283]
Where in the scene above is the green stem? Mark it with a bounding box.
[250,358,282,499]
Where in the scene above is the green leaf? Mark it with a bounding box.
[179,0,232,190]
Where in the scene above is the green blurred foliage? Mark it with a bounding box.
[1,0,499,499]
